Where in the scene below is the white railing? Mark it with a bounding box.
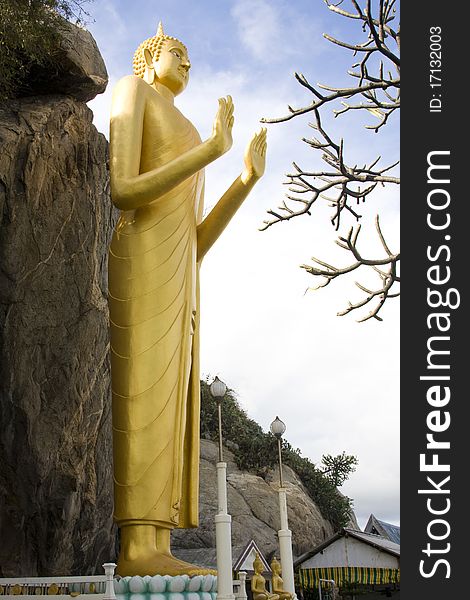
[0,566,247,599]
[0,563,116,599]
[233,571,247,600]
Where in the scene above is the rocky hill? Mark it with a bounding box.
[172,439,336,562]
[0,21,355,577]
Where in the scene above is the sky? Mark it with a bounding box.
[85,0,400,531]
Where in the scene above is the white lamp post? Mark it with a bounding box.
[210,377,234,600]
[270,416,296,600]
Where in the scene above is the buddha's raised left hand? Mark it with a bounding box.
[241,128,267,184]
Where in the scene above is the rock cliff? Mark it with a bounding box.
[0,24,117,576]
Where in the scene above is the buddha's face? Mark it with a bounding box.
[153,40,190,95]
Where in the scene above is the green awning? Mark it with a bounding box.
[298,567,400,588]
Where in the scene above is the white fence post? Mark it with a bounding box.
[236,571,247,600]
[102,563,117,600]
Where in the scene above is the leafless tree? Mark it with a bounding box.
[261,0,400,322]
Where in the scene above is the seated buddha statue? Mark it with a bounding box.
[271,557,294,600]
[251,554,279,600]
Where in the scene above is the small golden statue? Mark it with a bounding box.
[11,584,23,596]
[271,557,294,600]
[251,554,279,600]
[108,22,267,576]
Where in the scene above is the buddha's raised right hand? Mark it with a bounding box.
[209,96,234,156]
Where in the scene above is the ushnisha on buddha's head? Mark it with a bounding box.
[133,22,191,96]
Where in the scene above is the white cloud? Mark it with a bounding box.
[97,0,128,38]
[230,0,327,68]
[231,0,281,62]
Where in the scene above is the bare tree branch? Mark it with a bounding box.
[260,109,398,231]
[302,216,400,322]
[261,0,400,126]
[261,0,400,322]
[259,0,400,320]
[326,0,399,43]
[261,75,399,124]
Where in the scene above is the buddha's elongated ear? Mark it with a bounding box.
[143,48,155,85]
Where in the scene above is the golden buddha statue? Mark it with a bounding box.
[271,557,294,600]
[251,554,279,600]
[108,22,267,577]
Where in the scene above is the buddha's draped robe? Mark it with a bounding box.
[108,107,204,529]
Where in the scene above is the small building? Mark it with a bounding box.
[174,539,273,599]
[295,528,400,599]
[364,514,400,545]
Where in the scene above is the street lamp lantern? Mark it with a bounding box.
[270,416,286,488]
[210,375,227,400]
[270,416,286,438]
[210,376,227,464]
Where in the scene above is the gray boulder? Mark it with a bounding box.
[25,20,108,102]
[172,440,336,559]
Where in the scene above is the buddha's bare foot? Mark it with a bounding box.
[117,550,217,577]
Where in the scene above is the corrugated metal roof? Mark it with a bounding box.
[376,519,401,544]
[365,514,401,544]
[294,527,400,568]
[344,528,400,556]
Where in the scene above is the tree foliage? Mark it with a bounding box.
[200,380,356,530]
[320,451,358,487]
[261,0,400,322]
[0,0,91,100]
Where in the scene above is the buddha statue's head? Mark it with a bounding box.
[133,22,191,96]
[271,557,281,575]
[253,554,264,575]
